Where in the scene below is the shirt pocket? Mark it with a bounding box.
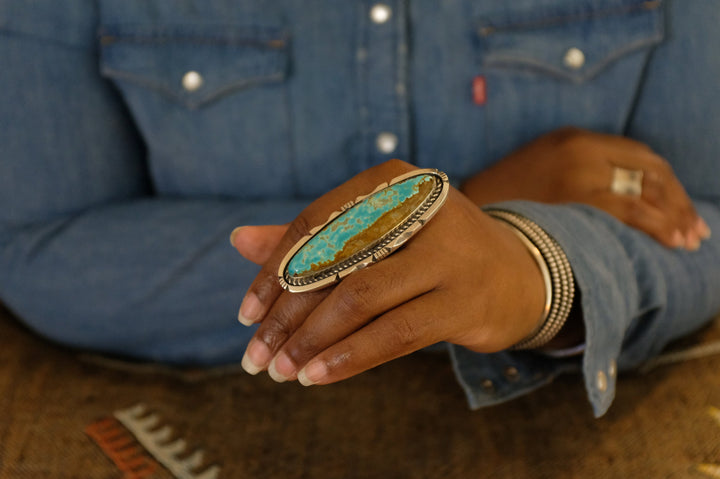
[99,24,295,199]
[474,0,665,158]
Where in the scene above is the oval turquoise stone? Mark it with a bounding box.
[287,174,437,277]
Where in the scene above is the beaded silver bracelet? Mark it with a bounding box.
[486,209,575,350]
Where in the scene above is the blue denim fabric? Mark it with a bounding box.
[1,0,719,416]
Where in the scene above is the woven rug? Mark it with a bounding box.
[1,305,719,479]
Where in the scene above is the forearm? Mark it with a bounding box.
[451,198,720,417]
[0,197,307,365]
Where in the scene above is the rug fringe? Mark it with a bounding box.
[114,403,221,479]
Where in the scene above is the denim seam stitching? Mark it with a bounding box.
[100,67,285,109]
[477,0,661,36]
[97,25,288,47]
[483,34,663,83]
[99,35,287,49]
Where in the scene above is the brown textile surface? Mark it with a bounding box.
[1,306,719,479]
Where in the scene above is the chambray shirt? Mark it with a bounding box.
[1,0,719,417]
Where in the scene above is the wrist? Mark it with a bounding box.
[489,215,548,346]
[486,209,576,350]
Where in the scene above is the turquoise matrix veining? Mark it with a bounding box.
[287,174,435,277]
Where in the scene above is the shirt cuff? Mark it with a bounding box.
[448,201,631,417]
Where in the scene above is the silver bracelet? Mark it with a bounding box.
[486,209,575,350]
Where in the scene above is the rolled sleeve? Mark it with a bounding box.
[449,200,720,417]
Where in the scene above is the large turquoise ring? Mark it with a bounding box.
[278,169,450,293]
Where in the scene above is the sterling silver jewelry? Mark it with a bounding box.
[279,169,450,293]
[486,209,575,350]
[610,166,643,196]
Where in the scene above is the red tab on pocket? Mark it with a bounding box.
[472,76,486,106]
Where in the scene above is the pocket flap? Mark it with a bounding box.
[477,0,664,83]
[99,25,289,109]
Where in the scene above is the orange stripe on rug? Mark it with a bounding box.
[85,416,158,479]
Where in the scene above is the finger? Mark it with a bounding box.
[230,225,289,265]
[607,147,707,245]
[241,287,331,374]
[296,292,447,386]
[639,168,702,248]
[593,192,686,250]
[238,159,417,327]
[267,247,438,381]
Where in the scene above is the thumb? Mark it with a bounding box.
[230,224,289,265]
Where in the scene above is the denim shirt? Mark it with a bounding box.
[1,0,719,417]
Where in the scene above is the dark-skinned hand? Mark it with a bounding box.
[230,128,710,384]
[461,127,710,250]
[230,160,547,384]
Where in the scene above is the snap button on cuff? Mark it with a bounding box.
[504,366,519,380]
[481,379,495,392]
[608,359,617,378]
[596,370,608,392]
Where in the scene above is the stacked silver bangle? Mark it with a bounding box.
[486,209,575,350]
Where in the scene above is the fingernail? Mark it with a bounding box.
[238,292,262,326]
[241,339,272,375]
[267,357,288,383]
[686,231,701,251]
[697,218,712,240]
[298,360,327,387]
[671,230,684,248]
[241,352,261,375]
[272,351,297,381]
[229,226,244,247]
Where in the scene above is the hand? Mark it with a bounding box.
[461,127,711,250]
[230,160,548,385]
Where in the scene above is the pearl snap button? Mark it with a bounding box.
[504,366,519,380]
[370,4,392,24]
[182,71,203,92]
[481,379,495,392]
[563,47,585,69]
[596,370,608,392]
[376,132,398,154]
[608,359,617,378]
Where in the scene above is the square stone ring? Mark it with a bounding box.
[278,169,450,293]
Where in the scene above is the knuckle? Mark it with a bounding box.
[650,155,674,176]
[390,315,421,349]
[382,158,412,171]
[284,334,321,365]
[652,220,677,244]
[683,204,698,218]
[556,129,593,155]
[624,136,653,153]
[258,311,295,350]
[335,277,374,319]
[621,198,645,224]
[643,169,661,188]
[287,214,314,240]
[248,266,283,308]
[641,177,661,203]
[370,159,416,179]
[554,167,581,192]
[551,126,584,143]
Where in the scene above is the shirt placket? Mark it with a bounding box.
[357,0,411,169]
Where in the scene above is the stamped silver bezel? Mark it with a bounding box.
[278,169,450,293]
